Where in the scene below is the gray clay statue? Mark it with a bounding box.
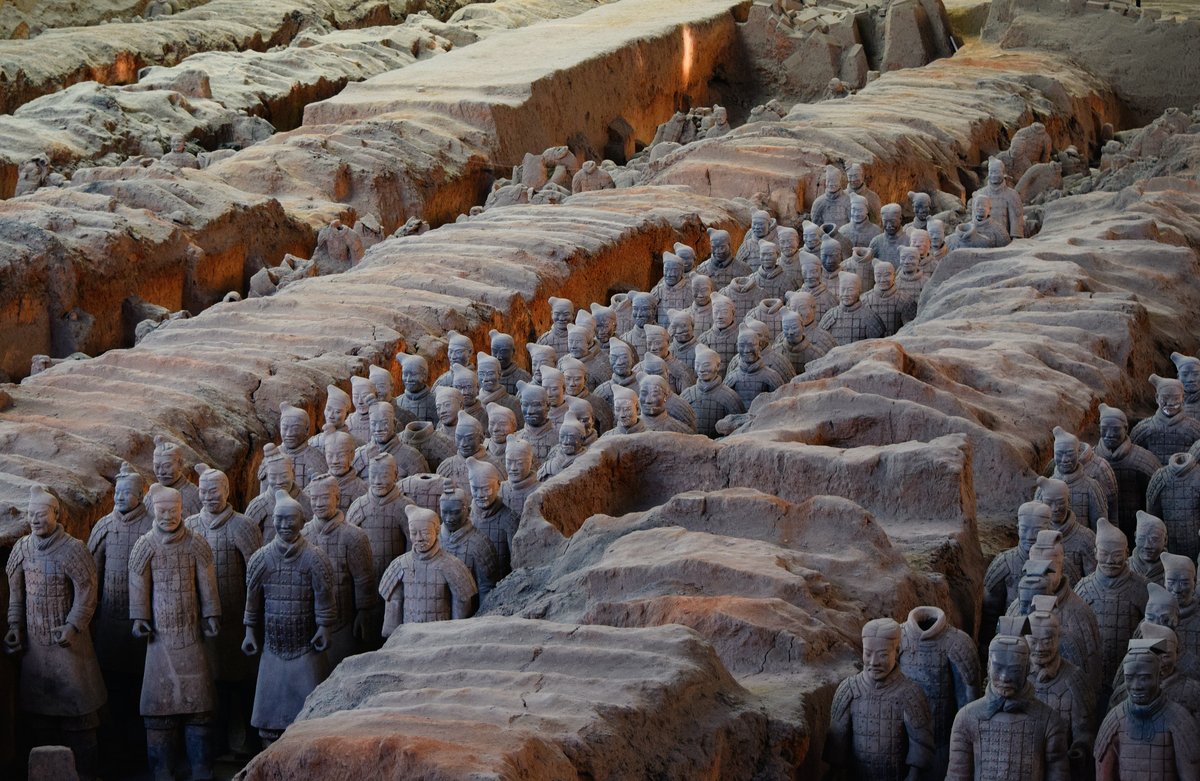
[450,366,487,429]
[433,331,474,389]
[898,606,981,779]
[620,293,656,360]
[437,485,499,609]
[500,437,539,515]
[477,353,523,422]
[847,163,882,222]
[1109,623,1200,722]
[695,229,750,289]
[1147,452,1200,560]
[635,323,693,394]
[130,484,221,781]
[353,401,429,479]
[241,490,335,746]
[979,157,1025,240]
[983,501,1053,646]
[468,457,520,578]
[484,403,519,463]
[537,297,573,357]
[302,474,376,666]
[592,339,638,413]
[561,356,612,435]
[515,381,558,465]
[681,342,744,438]
[1161,552,1200,665]
[698,293,740,370]
[489,330,532,396]
[818,272,886,346]
[1130,375,1200,465]
[1130,511,1168,585]
[752,241,793,301]
[144,436,201,519]
[6,486,107,778]
[688,274,716,336]
[346,376,376,446]
[638,374,692,434]
[308,385,352,452]
[1095,639,1200,780]
[867,204,910,265]
[1025,600,1095,774]
[379,506,476,632]
[838,194,882,250]
[312,219,364,275]
[946,621,1069,780]
[735,210,779,268]
[826,617,934,780]
[775,309,828,376]
[245,444,312,544]
[1171,352,1200,418]
[400,421,455,472]
[603,384,646,437]
[810,166,851,229]
[651,254,690,324]
[1050,426,1109,530]
[526,343,558,385]
[322,428,366,513]
[273,403,328,491]
[786,290,838,355]
[537,411,588,482]
[397,354,438,425]
[861,260,908,337]
[723,326,785,408]
[1035,476,1097,582]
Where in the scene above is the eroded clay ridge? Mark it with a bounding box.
[0,0,431,115]
[0,0,746,381]
[0,187,741,540]
[733,148,1200,518]
[647,47,1121,223]
[245,617,807,780]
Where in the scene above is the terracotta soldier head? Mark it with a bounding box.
[1171,353,1200,396]
[972,194,993,224]
[838,271,862,307]
[1033,477,1071,527]
[631,292,656,329]
[401,354,430,395]
[115,460,147,511]
[781,310,803,346]
[438,485,469,533]
[786,290,817,323]
[1017,558,1056,612]
[608,340,634,377]
[736,327,761,367]
[559,356,588,397]
[1095,517,1129,578]
[758,241,779,272]
[558,412,586,456]
[486,404,517,446]
[279,404,311,450]
[194,463,230,515]
[406,505,440,556]
[1139,623,1180,678]
[643,324,669,360]
[548,297,573,332]
[909,192,931,224]
[1098,403,1130,451]
[369,401,397,446]
[261,445,295,493]
[322,429,356,478]
[1135,511,1168,568]
[822,166,844,198]
[750,209,772,239]
[1122,640,1164,706]
[323,385,351,430]
[881,203,903,237]
[466,457,503,508]
[489,330,517,369]
[1028,529,1065,591]
[1017,501,1053,555]
[846,163,866,192]
[526,343,557,383]
[898,246,920,276]
[987,623,1031,698]
[860,617,901,682]
[152,436,187,488]
[987,157,1007,187]
[1025,598,1061,670]
[673,242,697,273]
[540,365,566,409]
[368,453,398,497]
[350,376,377,420]
[368,365,394,404]
[820,237,842,275]
[638,375,671,417]
[148,484,184,533]
[691,274,713,308]
[662,252,685,287]
[273,489,306,543]
[848,194,869,227]
[1150,374,1186,419]
[566,324,590,361]
[435,386,464,429]
[445,331,474,370]
[517,381,549,427]
[1051,426,1082,475]
[588,305,617,344]
[612,384,639,428]
[306,474,340,521]
[477,353,502,394]
[451,366,480,410]
[802,221,822,254]
[908,229,931,260]
[27,484,60,538]
[565,397,596,441]
[927,219,947,251]
[1161,552,1196,607]
[668,309,695,347]
[505,437,535,485]
[1145,582,1180,629]
[873,260,895,290]
[708,229,732,265]
[454,411,484,458]
[777,227,799,258]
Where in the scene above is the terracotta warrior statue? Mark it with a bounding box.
[1131,375,1200,465]
[1096,403,1159,544]
[635,323,693,394]
[862,260,908,337]
[868,203,910,265]
[1171,352,1200,417]
[846,162,882,222]
[466,457,519,578]
[476,352,523,422]
[699,293,740,370]
[925,219,949,267]
[811,166,852,229]
[308,384,352,452]
[1050,426,1108,530]
[895,247,924,324]
[434,331,474,389]
[312,218,364,275]
[537,297,573,356]
[130,484,221,781]
[450,366,486,429]
[775,309,827,376]
[489,330,531,395]
[273,403,328,491]
[436,410,494,491]
[368,364,394,404]
[776,226,804,279]
[379,506,476,632]
[1147,452,1200,560]
[1035,476,1096,582]
[434,386,464,439]
[786,289,838,355]
[186,464,261,755]
[345,451,412,645]
[323,428,366,512]
[819,272,886,346]
[696,228,750,289]
[592,339,638,413]
[89,461,153,766]
[400,421,455,472]
[561,357,612,434]
[903,192,932,236]
[979,157,1025,240]
[620,292,657,361]
[245,445,310,543]
[1109,623,1200,722]
[603,383,647,437]
[397,354,438,424]
[752,241,793,302]
[438,485,499,610]
[638,374,692,434]
[637,352,698,431]
[1160,552,1200,665]
[724,326,785,409]
[353,401,429,480]
[819,235,844,280]
[347,376,376,445]
[983,500,1052,650]
[688,274,716,336]
[302,473,376,666]
[587,304,621,368]
[1130,511,1167,585]
[682,342,744,438]
[526,343,557,385]
[144,436,201,518]
[1095,639,1200,780]
[898,605,981,779]
[1025,599,1094,775]
[484,403,518,463]
[6,486,107,778]
[501,437,539,515]
[946,621,1069,780]
[568,314,610,390]
[735,210,779,268]
[652,253,691,324]
[667,309,700,385]
[241,490,335,747]
[837,194,882,253]
[1073,516,1149,706]
[538,411,588,482]
[827,617,934,780]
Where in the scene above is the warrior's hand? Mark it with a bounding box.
[132,619,154,640]
[51,623,77,647]
[311,625,330,653]
[241,627,259,657]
